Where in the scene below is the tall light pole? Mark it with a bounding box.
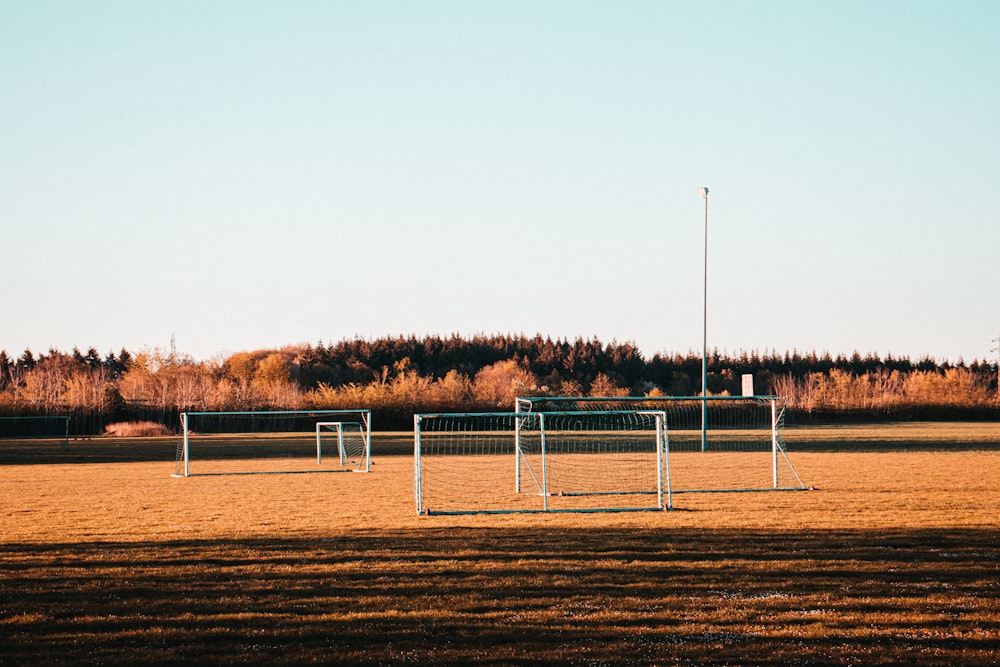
[698,186,709,452]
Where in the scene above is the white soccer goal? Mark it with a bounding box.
[315,421,369,467]
[414,410,669,515]
[0,415,71,450]
[174,409,371,477]
[516,396,807,494]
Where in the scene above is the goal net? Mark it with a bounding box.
[414,410,669,515]
[517,396,807,494]
[0,415,71,450]
[174,409,371,477]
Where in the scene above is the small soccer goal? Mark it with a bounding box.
[414,410,669,515]
[0,415,71,450]
[517,396,807,494]
[315,421,369,467]
[173,409,371,477]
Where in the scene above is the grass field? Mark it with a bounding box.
[2,423,999,665]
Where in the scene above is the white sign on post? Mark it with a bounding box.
[741,374,754,397]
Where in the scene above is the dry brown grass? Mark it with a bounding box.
[103,421,174,437]
[1,425,999,665]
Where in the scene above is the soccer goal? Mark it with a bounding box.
[414,410,669,515]
[173,409,371,477]
[517,396,807,494]
[0,415,71,450]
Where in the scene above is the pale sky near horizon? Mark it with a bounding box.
[3,1,998,365]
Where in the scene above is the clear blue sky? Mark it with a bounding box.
[3,1,998,364]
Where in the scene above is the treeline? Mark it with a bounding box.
[1,334,997,432]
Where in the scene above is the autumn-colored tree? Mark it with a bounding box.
[15,351,82,407]
[472,360,537,408]
[225,351,257,406]
[253,353,302,408]
[588,373,629,397]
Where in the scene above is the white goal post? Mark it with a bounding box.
[516,396,807,494]
[174,409,371,477]
[414,410,670,515]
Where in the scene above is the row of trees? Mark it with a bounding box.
[1,334,998,431]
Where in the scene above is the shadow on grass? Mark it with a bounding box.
[788,441,1000,453]
[2,527,999,665]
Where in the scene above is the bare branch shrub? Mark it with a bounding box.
[104,421,172,437]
